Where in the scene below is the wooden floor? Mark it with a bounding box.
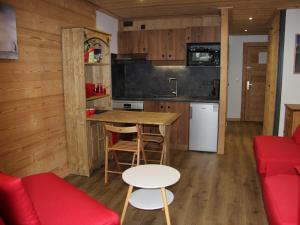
[66,122,268,225]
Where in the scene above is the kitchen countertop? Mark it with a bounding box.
[113,96,219,103]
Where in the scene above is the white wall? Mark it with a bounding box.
[96,11,118,54]
[278,9,300,135]
[227,35,269,119]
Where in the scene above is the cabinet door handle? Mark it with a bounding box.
[160,105,164,109]
[168,54,172,58]
[168,106,170,109]
[162,54,165,58]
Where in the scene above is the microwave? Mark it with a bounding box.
[186,43,220,67]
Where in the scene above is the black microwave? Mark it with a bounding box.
[186,43,220,67]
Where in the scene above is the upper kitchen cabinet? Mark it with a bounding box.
[173,29,186,61]
[118,26,219,60]
[147,29,185,61]
[118,30,147,54]
[186,26,221,43]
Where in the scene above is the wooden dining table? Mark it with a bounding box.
[87,110,180,164]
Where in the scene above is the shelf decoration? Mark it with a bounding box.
[84,37,109,64]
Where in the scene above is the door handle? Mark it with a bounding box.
[246,80,253,90]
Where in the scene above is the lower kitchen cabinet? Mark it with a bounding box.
[144,100,189,151]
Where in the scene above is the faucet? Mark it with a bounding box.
[168,77,178,97]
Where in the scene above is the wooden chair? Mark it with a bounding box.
[104,124,146,184]
[142,132,165,164]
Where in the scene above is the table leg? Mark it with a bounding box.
[159,125,171,165]
[121,185,133,225]
[160,187,171,225]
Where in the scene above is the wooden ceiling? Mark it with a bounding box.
[88,0,300,34]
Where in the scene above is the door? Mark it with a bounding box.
[241,43,268,121]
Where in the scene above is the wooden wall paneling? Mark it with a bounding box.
[263,12,280,135]
[119,16,220,31]
[0,0,96,177]
[218,8,229,155]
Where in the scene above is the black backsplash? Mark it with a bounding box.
[111,55,220,99]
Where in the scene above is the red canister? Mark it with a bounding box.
[85,83,95,98]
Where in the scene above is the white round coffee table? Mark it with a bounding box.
[121,164,180,225]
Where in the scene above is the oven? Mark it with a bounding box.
[112,100,144,111]
[186,43,220,67]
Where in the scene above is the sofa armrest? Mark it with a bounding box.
[265,161,299,176]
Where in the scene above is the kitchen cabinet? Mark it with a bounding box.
[284,104,300,137]
[147,29,185,61]
[173,29,186,61]
[118,30,148,54]
[186,26,220,43]
[62,27,112,176]
[144,100,189,151]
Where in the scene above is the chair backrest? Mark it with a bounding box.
[104,124,140,134]
[103,124,142,147]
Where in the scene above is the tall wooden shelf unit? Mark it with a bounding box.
[62,27,112,176]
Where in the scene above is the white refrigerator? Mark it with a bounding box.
[189,103,219,152]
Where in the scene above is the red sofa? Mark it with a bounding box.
[0,172,120,225]
[254,125,300,179]
[254,124,300,225]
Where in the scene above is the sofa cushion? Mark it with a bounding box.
[0,173,41,225]
[22,173,120,225]
[293,124,300,145]
[0,218,5,225]
[254,136,300,175]
[263,175,300,225]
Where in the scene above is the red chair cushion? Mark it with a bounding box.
[263,175,300,225]
[0,173,41,225]
[22,173,120,225]
[293,124,300,145]
[254,136,300,175]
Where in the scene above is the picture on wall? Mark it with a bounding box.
[295,34,300,74]
[0,3,18,59]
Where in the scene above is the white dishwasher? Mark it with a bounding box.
[189,103,219,152]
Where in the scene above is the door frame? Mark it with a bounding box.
[241,42,268,121]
